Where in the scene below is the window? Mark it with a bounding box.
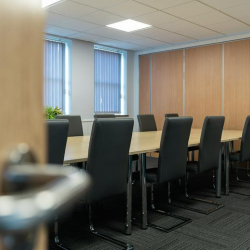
[94,48,124,114]
[43,39,70,113]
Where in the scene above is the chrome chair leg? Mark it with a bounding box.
[54,215,68,250]
[88,206,133,250]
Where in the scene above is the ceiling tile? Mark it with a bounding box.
[104,0,155,18]
[45,12,72,25]
[157,20,200,32]
[199,0,250,10]
[222,3,250,19]
[154,31,194,42]
[132,27,168,37]
[56,19,99,32]
[79,10,124,25]
[45,26,78,36]
[186,11,232,26]
[239,15,250,25]
[133,11,179,26]
[133,38,170,47]
[177,27,223,39]
[69,0,128,9]
[101,40,150,50]
[68,32,114,43]
[222,27,250,35]
[87,27,144,42]
[163,1,214,18]
[134,0,194,10]
[47,0,97,18]
[205,20,249,33]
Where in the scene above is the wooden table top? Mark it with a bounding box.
[64,128,242,164]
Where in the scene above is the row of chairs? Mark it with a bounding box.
[48,113,250,250]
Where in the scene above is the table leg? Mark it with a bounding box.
[140,153,147,230]
[224,142,230,196]
[125,156,132,235]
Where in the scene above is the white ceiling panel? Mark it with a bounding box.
[69,0,129,9]
[132,38,170,47]
[177,27,223,39]
[104,0,155,18]
[132,27,169,37]
[157,20,200,32]
[45,26,78,36]
[154,31,194,42]
[133,11,178,26]
[45,12,72,25]
[222,3,250,19]
[47,0,97,18]
[222,27,250,35]
[199,0,250,10]
[87,26,144,42]
[79,10,124,25]
[57,19,100,32]
[68,32,114,43]
[186,11,232,26]
[134,0,194,10]
[163,1,214,18]
[239,16,250,25]
[206,20,249,33]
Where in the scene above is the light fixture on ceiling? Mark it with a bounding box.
[107,19,151,32]
[42,0,65,8]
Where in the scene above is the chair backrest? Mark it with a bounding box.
[165,113,179,118]
[240,116,250,162]
[47,119,69,165]
[94,114,116,118]
[198,116,225,173]
[55,115,83,137]
[157,117,193,184]
[137,114,157,131]
[86,118,134,203]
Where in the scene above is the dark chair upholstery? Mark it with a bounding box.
[165,113,179,118]
[47,119,69,164]
[135,117,193,233]
[229,116,250,195]
[85,118,134,249]
[137,114,157,132]
[94,114,116,118]
[55,115,83,137]
[46,119,69,249]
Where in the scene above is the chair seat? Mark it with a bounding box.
[229,151,240,162]
[187,161,199,173]
[188,145,199,151]
[132,168,158,183]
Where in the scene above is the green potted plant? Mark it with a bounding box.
[44,106,63,119]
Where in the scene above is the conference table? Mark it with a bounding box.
[64,128,242,231]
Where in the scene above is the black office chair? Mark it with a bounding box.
[134,117,193,233]
[47,119,69,249]
[229,116,250,195]
[55,115,83,136]
[84,118,134,250]
[174,116,225,214]
[94,114,116,118]
[137,114,157,131]
[165,113,179,118]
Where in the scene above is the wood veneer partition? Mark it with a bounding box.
[224,40,250,131]
[185,44,223,128]
[139,54,150,115]
[152,50,183,130]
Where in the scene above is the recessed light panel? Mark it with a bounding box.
[42,0,64,8]
[107,19,151,32]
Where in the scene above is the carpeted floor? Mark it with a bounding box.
[49,157,250,250]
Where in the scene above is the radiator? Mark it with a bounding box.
[82,120,94,135]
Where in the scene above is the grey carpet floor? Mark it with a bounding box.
[49,157,250,250]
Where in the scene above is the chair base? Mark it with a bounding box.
[229,180,250,196]
[171,196,224,215]
[55,236,69,250]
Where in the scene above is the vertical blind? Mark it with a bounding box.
[43,40,65,111]
[94,49,121,113]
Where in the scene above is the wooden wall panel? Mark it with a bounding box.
[139,54,150,114]
[152,50,183,131]
[185,44,222,128]
[224,40,250,130]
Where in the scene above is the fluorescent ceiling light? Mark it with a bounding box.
[107,19,151,32]
[42,0,64,8]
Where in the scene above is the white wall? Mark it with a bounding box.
[70,38,136,123]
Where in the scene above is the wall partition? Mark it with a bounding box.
[139,38,250,132]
